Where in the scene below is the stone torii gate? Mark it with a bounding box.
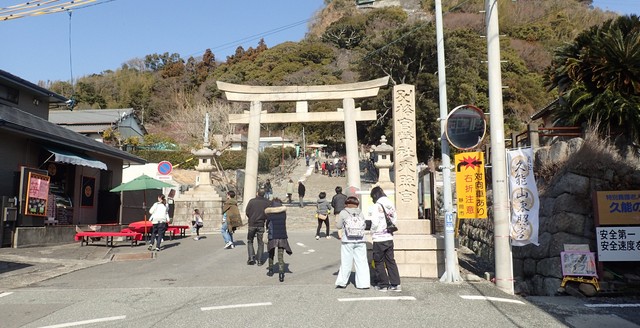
[217,77,389,210]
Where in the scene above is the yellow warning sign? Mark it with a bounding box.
[455,152,488,219]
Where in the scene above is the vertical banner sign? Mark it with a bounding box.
[507,148,540,246]
[455,152,488,219]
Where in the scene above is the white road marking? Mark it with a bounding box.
[201,302,272,311]
[338,296,416,302]
[585,303,640,308]
[296,242,306,247]
[460,295,524,304]
[0,292,13,298]
[37,315,126,328]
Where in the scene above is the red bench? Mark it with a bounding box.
[166,227,180,240]
[75,231,143,247]
[164,226,189,239]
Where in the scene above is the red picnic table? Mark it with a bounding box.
[74,231,143,247]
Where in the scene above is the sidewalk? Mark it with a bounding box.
[0,242,139,289]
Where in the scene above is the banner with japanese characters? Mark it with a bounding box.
[507,148,539,246]
[454,151,487,219]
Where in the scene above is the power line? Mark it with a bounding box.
[187,17,315,59]
[0,0,114,21]
[362,0,473,60]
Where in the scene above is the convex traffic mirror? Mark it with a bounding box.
[445,104,487,150]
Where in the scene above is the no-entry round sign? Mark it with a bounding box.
[157,161,173,175]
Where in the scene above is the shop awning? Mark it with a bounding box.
[45,147,108,170]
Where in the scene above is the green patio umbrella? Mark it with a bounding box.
[110,174,174,239]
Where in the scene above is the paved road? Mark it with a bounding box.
[2,231,640,328]
[2,157,640,327]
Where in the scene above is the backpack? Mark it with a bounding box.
[344,210,366,239]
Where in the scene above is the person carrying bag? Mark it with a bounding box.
[367,186,401,292]
[315,191,332,239]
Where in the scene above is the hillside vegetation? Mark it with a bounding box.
[44,0,624,163]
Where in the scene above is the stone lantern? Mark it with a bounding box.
[371,135,394,190]
[191,146,216,188]
[174,114,222,233]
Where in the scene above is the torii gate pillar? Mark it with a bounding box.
[343,97,360,194]
[245,101,262,203]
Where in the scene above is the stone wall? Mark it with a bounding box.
[458,137,640,295]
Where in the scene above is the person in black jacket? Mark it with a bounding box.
[331,186,348,238]
[245,190,271,266]
[297,180,306,208]
[265,198,292,282]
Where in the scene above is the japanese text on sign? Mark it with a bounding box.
[507,148,540,246]
[454,152,487,219]
[595,191,640,225]
[596,226,640,261]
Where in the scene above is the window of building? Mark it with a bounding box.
[0,84,19,104]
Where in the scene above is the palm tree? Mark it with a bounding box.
[546,15,640,140]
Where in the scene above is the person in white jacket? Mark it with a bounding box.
[335,196,370,289]
[148,194,169,251]
[367,186,401,292]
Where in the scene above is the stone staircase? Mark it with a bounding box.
[266,157,351,232]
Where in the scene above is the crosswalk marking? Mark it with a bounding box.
[460,295,524,304]
[201,302,272,311]
[338,296,416,302]
[37,315,126,328]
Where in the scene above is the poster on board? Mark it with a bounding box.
[24,172,50,216]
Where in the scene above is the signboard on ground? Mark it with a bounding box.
[596,226,640,261]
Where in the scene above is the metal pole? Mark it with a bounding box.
[436,0,461,283]
[485,0,514,295]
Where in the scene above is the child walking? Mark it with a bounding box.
[193,209,204,240]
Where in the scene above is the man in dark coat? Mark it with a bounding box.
[298,180,306,208]
[331,186,348,238]
[245,189,271,265]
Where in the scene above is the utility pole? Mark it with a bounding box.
[436,0,461,283]
[485,0,514,295]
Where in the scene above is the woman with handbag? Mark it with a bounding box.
[315,191,332,240]
[368,186,401,292]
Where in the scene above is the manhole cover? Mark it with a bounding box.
[111,252,154,261]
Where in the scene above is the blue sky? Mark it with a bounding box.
[592,0,639,15]
[1,0,324,83]
[1,0,637,85]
